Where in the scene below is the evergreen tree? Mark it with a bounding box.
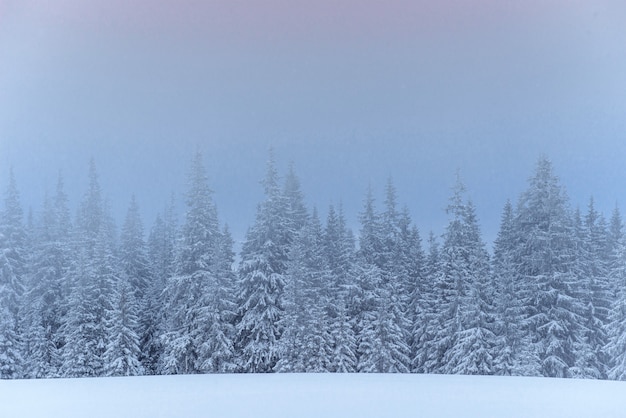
[429,177,494,375]
[197,224,237,373]
[235,152,291,372]
[21,175,72,378]
[119,195,152,371]
[276,210,334,372]
[513,158,580,377]
[492,200,536,375]
[443,200,494,375]
[103,274,144,376]
[144,196,178,373]
[571,199,611,378]
[0,169,26,378]
[324,204,358,372]
[60,161,117,377]
[412,232,441,373]
[355,187,410,372]
[606,207,626,380]
[160,152,231,374]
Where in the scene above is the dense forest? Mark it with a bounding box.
[2,153,626,380]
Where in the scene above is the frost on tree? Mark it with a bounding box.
[0,169,26,379]
[355,186,410,373]
[431,177,494,375]
[235,151,295,372]
[513,158,580,378]
[21,174,71,378]
[161,152,235,374]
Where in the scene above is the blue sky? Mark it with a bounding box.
[1,1,626,246]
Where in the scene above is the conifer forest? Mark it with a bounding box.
[3,153,626,381]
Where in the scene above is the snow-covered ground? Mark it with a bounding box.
[2,373,625,417]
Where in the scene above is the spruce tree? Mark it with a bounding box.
[160,152,231,374]
[492,200,536,375]
[119,195,152,371]
[0,169,26,378]
[21,175,72,378]
[412,232,441,373]
[235,152,292,372]
[513,158,581,377]
[103,274,144,376]
[324,204,358,372]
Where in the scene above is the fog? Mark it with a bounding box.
[2,0,626,245]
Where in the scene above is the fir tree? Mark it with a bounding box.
[0,169,26,378]
[119,195,152,371]
[492,200,536,375]
[513,158,581,378]
[103,274,144,376]
[235,151,292,372]
[160,152,230,374]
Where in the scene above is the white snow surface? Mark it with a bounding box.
[2,373,625,417]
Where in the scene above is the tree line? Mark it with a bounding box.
[2,153,626,380]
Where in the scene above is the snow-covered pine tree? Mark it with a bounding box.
[571,199,611,379]
[197,224,237,373]
[513,157,581,378]
[395,207,425,371]
[606,206,626,380]
[607,206,624,300]
[355,187,410,373]
[235,151,292,372]
[103,273,144,377]
[119,195,153,371]
[324,204,358,372]
[60,161,117,377]
[60,248,97,377]
[491,200,537,376]
[21,174,72,378]
[145,196,178,374]
[412,232,441,373]
[277,209,334,372]
[443,200,494,375]
[160,152,231,374]
[0,169,26,378]
[381,180,420,361]
[428,176,494,375]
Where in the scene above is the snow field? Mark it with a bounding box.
[2,373,626,418]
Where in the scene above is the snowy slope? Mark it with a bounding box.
[1,373,625,418]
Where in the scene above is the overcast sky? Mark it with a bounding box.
[2,0,626,246]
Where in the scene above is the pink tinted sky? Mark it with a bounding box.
[2,0,626,244]
[3,0,597,44]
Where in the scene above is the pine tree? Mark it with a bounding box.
[21,175,72,378]
[60,161,117,377]
[513,158,581,378]
[413,232,441,373]
[60,249,98,377]
[235,151,292,372]
[428,177,494,375]
[492,200,536,375]
[606,206,626,380]
[355,187,410,373]
[571,199,611,378]
[0,169,26,378]
[443,200,494,375]
[119,195,152,371]
[145,196,178,373]
[197,225,237,373]
[324,204,358,372]
[277,209,334,372]
[160,152,231,374]
[103,274,144,376]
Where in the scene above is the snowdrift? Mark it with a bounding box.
[1,373,625,417]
